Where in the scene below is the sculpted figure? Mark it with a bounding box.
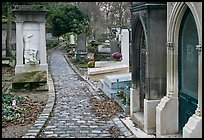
[23,33,38,64]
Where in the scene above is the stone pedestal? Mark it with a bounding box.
[156,96,178,138]
[12,5,48,91]
[13,5,48,75]
[183,114,202,138]
[144,99,160,134]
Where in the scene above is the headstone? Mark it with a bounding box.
[76,34,87,60]
[120,29,130,66]
[87,29,130,80]
[77,34,86,51]
[98,45,111,53]
[70,34,75,45]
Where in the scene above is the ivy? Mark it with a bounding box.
[2,93,29,121]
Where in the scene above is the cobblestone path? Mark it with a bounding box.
[38,46,134,138]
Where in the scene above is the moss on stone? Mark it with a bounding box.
[13,71,47,83]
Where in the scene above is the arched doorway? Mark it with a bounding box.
[135,19,146,112]
[178,7,198,134]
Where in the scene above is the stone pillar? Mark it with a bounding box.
[39,22,46,65]
[144,99,160,134]
[195,45,202,117]
[15,21,24,67]
[121,29,129,66]
[166,42,174,97]
[156,42,178,137]
[130,87,140,116]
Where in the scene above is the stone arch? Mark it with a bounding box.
[167,2,201,95]
[132,14,147,112]
[166,2,202,137]
[168,2,201,45]
[131,13,148,89]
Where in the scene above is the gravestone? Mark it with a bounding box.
[77,34,87,60]
[77,34,86,51]
[98,45,111,53]
[70,34,75,45]
[12,5,48,91]
[120,28,130,66]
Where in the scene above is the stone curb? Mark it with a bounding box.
[21,45,60,138]
[22,73,55,138]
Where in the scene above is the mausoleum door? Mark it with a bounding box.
[139,29,146,112]
[178,8,198,134]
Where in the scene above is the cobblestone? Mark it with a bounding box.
[37,46,134,138]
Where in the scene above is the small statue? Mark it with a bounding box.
[23,33,39,64]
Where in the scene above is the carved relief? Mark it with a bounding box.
[23,33,39,64]
[170,2,175,11]
[167,42,174,50]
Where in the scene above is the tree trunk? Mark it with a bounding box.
[6,2,13,57]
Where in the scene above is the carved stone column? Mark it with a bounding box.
[39,22,46,64]
[15,21,23,66]
[166,42,174,97]
[195,44,202,116]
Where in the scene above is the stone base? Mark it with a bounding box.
[130,87,140,116]
[12,70,48,91]
[183,114,202,138]
[131,112,144,130]
[144,99,160,134]
[87,64,129,81]
[156,96,178,138]
[15,63,48,74]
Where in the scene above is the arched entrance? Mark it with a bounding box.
[135,19,146,112]
[178,7,198,134]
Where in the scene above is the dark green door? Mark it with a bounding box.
[178,8,198,134]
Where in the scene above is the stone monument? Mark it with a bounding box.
[88,28,130,80]
[77,34,87,60]
[12,5,48,91]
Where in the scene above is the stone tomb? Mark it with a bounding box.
[12,5,48,91]
[87,28,130,81]
[98,73,132,113]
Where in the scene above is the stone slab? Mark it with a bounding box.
[87,64,129,75]
[121,117,155,138]
[98,79,116,99]
[104,73,131,89]
[94,61,121,68]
